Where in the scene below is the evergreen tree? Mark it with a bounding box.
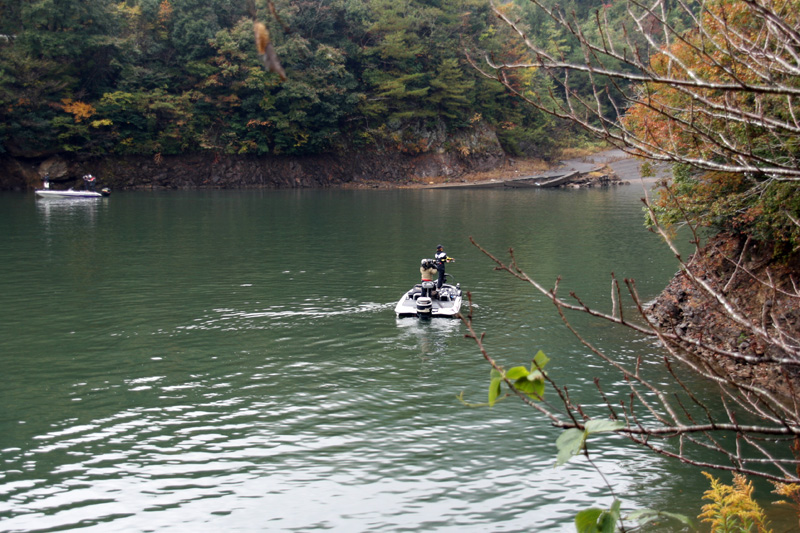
[428,58,474,123]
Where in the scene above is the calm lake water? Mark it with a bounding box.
[0,183,789,531]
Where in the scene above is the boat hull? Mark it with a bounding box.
[395,282,462,318]
[35,189,110,199]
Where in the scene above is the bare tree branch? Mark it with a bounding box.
[467,0,800,180]
[464,216,800,483]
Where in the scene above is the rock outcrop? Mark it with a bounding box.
[0,150,507,191]
[647,233,800,399]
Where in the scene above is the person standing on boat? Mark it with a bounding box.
[42,173,50,189]
[434,244,452,289]
[83,174,96,191]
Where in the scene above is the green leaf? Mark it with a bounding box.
[627,509,694,528]
[506,366,530,380]
[555,428,586,466]
[514,376,545,400]
[585,420,626,434]
[575,508,603,533]
[609,500,621,516]
[575,501,621,533]
[597,511,617,533]
[532,350,550,369]
[488,377,502,407]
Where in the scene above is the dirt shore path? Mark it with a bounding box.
[561,148,668,184]
[418,148,668,189]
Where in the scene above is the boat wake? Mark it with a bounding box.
[176,298,393,332]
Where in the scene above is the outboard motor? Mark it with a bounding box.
[416,281,435,317]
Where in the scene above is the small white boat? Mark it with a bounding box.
[395,280,463,318]
[35,188,111,199]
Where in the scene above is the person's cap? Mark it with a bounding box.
[437,244,443,249]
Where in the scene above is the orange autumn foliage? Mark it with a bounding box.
[61,99,97,122]
[622,0,800,161]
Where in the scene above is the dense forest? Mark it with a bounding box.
[0,0,618,166]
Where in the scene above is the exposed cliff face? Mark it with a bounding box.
[0,156,43,190]
[647,233,800,399]
[0,125,507,191]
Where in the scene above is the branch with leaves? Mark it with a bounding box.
[462,203,800,483]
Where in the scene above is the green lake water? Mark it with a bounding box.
[1,184,792,531]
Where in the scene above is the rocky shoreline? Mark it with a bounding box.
[0,149,507,192]
[647,233,800,400]
[1,147,641,193]
[1,124,512,192]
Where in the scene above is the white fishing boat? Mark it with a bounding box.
[35,188,111,199]
[395,259,462,318]
[394,280,462,318]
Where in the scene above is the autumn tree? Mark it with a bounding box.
[475,0,800,229]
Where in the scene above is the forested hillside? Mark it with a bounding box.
[0,0,613,167]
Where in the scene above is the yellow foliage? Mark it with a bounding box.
[253,20,286,81]
[771,480,800,528]
[294,131,309,148]
[115,2,142,20]
[768,438,800,529]
[771,480,800,504]
[700,472,772,533]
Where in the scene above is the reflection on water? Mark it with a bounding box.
[0,188,743,531]
[394,317,462,359]
[35,196,106,224]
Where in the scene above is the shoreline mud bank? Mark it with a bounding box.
[2,148,656,192]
